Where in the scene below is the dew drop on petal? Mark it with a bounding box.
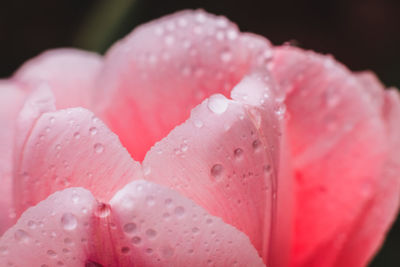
[123,223,137,234]
[61,213,78,231]
[210,164,224,181]
[89,127,97,136]
[233,148,244,160]
[207,94,228,114]
[14,229,30,243]
[94,143,104,154]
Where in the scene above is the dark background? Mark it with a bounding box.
[0,0,399,266]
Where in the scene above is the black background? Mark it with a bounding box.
[0,1,399,266]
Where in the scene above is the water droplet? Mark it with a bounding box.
[194,119,204,128]
[164,35,175,46]
[220,50,232,62]
[143,165,151,176]
[73,132,80,139]
[161,245,175,258]
[14,229,30,243]
[131,236,141,245]
[210,164,224,181]
[89,127,97,136]
[47,249,57,257]
[121,246,130,254]
[145,228,157,239]
[263,165,271,174]
[49,117,55,124]
[174,206,185,217]
[72,194,80,204]
[95,203,110,218]
[64,237,73,245]
[0,246,9,255]
[85,260,103,267]
[27,220,36,229]
[146,195,155,206]
[180,143,188,152]
[234,148,244,160]
[123,223,137,234]
[226,29,238,40]
[207,94,228,114]
[252,139,262,152]
[274,104,286,118]
[55,144,62,150]
[94,143,104,154]
[61,213,78,231]
[192,227,200,234]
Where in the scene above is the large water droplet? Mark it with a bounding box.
[61,213,78,231]
[207,95,228,114]
[210,164,224,181]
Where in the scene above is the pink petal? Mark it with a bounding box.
[13,89,141,216]
[142,72,292,264]
[13,48,102,110]
[269,46,389,266]
[95,10,273,160]
[332,90,400,266]
[0,81,26,235]
[0,181,264,266]
[0,187,99,266]
[108,179,265,266]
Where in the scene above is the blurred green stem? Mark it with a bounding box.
[75,0,137,53]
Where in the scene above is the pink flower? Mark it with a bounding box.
[0,10,399,267]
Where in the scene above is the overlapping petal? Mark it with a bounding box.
[269,46,397,267]
[13,49,103,110]
[0,180,265,267]
[95,10,273,160]
[0,81,26,235]
[13,88,141,217]
[142,72,292,265]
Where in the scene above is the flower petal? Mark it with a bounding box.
[13,48,102,110]
[108,179,265,266]
[0,187,98,266]
[0,81,26,235]
[142,72,291,264]
[269,46,388,266]
[95,10,273,160]
[332,90,400,266]
[14,90,141,216]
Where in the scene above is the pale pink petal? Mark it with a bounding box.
[108,179,265,266]
[0,187,99,266]
[269,46,388,266]
[95,10,273,160]
[13,48,102,110]
[355,71,385,111]
[142,72,292,264]
[0,81,26,235]
[332,90,400,266]
[14,93,141,216]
